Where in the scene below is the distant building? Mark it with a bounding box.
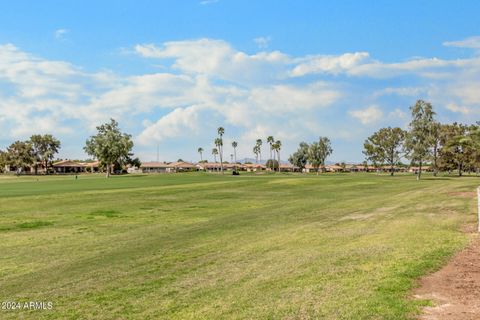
[52,160,86,173]
[279,164,300,172]
[244,163,267,172]
[326,165,343,172]
[408,166,432,174]
[169,161,198,172]
[140,162,173,174]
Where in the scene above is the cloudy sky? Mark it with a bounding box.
[0,1,479,163]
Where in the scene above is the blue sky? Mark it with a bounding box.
[0,0,479,162]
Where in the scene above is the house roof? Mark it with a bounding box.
[197,162,221,168]
[140,162,172,168]
[279,164,298,169]
[170,161,197,168]
[243,163,265,168]
[304,164,325,169]
[79,161,100,167]
[409,166,432,170]
[53,160,85,167]
[326,165,343,170]
[224,163,240,168]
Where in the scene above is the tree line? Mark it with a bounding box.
[0,134,61,174]
[2,105,478,178]
[288,137,333,174]
[197,128,284,173]
[197,100,479,178]
[363,100,480,178]
[0,119,138,177]
[197,126,332,175]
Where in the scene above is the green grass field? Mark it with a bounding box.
[0,173,478,319]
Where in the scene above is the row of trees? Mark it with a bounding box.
[363,100,480,178]
[0,134,61,174]
[0,119,138,178]
[288,137,333,174]
[197,129,284,173]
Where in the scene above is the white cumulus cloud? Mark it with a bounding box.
[349,106,384,125]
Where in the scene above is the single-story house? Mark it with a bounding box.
[379,165,403,173]
[79,161,101,173]
[243,163,266,172]
[408,166,432,174]
[197,162,220,172]
[52,160,86,173]
[357,165,377,172]
[279,164,300,172]
[304,164,327,173]
[140,162,173,173]
[325,165,344,172]
[169,161,197,172]
[198,162,245,172]
[224,163,245,171]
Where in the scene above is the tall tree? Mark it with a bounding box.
[267,136,274,170]
[6,141,34,173]
[217,127,225,174]
[363,127,406,176]
[430,122,442,177]
[439,123,476,176]
[212,148,218,163]
[308,137,333,175]
[405,100,436,180]
[30,134,61,175]
[308,142,322,175]
[253,145,260,163]
[214,138,223,173]
[197,147,204,162]
[289,142,309,172]
[362,160,369,172]
[470,123,480,174]
[0,150,7,173]
[318,137,333,173]
[232,141,238,172]
[256,139,263,162]
[84,119,133,178]
[472,122,480,147]
[274,140,282,172]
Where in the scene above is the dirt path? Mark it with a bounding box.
[414,235,480,319]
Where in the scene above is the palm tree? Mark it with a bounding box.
[232,141,238,172]
[267,136,274,169]
[197,147,204,162]
[256,139,263,162]
[253,145,260,163]
[212,148,218,163]
[275,140,282,172]
[217,127,225,174]
[215,137,223,174]
[271,142,278,172]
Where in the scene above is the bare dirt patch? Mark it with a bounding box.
[414,235,480,319]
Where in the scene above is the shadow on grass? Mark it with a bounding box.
[0,220,54,232]
[89,209,122,218]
